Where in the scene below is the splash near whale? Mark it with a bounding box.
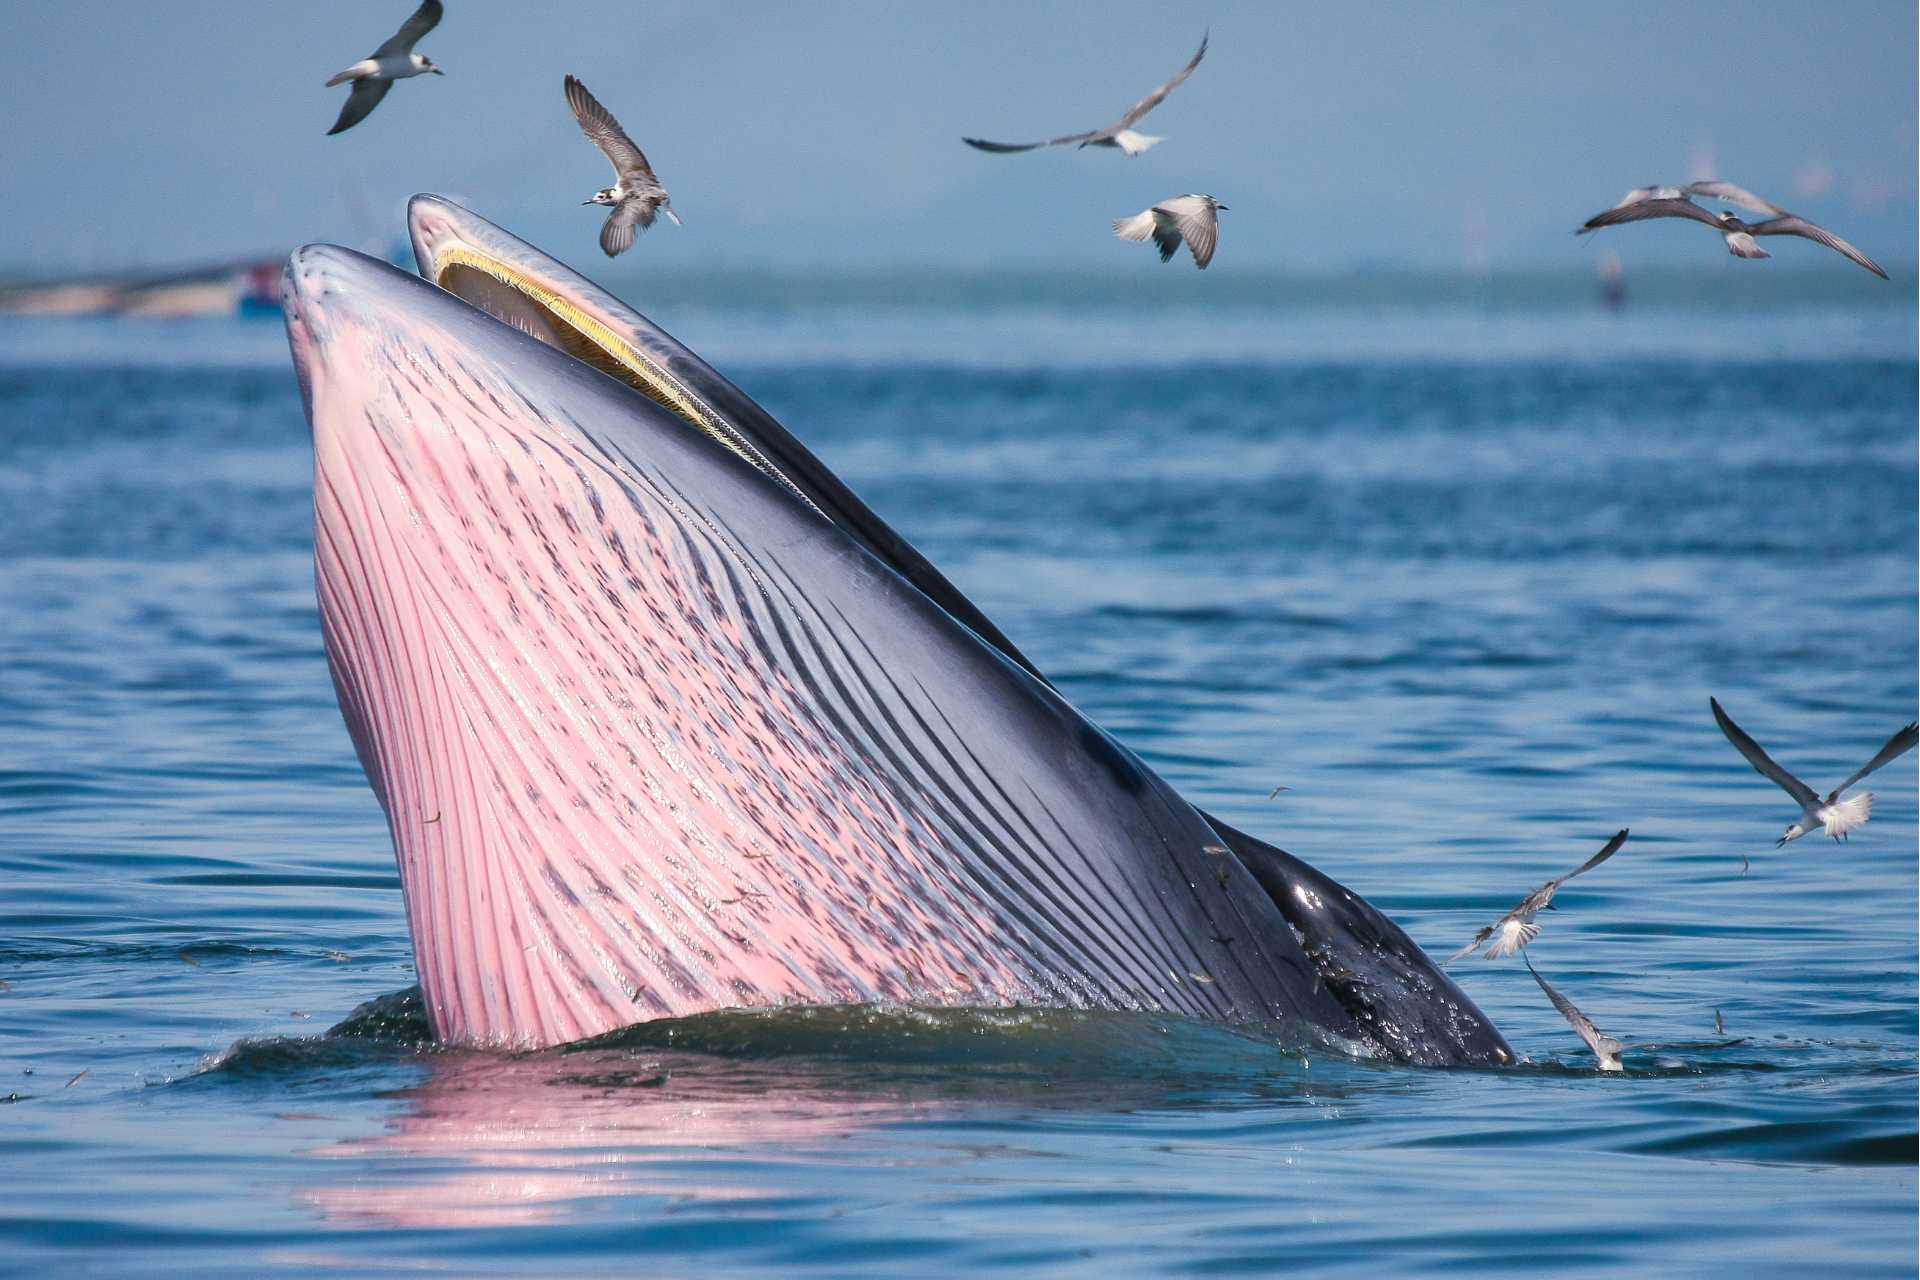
[280,196,1511,1065]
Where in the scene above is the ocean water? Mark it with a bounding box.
[0,292,1914,1276]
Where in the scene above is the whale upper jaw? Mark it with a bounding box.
[281,207,1514,1066]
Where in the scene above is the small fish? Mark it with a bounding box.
[64,1068,88,1089]
[1714,1008,1725,1036]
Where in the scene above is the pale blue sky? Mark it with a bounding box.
[2,1,1913,275]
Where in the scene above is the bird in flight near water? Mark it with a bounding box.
[565,75,679,258]
[1113,194,1227,269]
[1710,697,1916,848]
[1526,955,1624,1072]
[1448,830,1630,964]
[325,0,445,136]
[963,33,1208,157]
[1579,182,1887,278]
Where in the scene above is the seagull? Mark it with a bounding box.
[1710,697,1917,847]
[1525,955,1623,1072]
[1113,195,1226,269]
[1579,186,1887,279]
[324,0,444,136]
[963,33,1207,157]
[565,75,678,258]
[1447,830,1629,964]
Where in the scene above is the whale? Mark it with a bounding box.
[281,195,1512,1066]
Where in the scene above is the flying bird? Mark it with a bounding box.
[1710,697,1917,847]
[325,0,445,136]
[1448,830,1629,964]
[963,33,1207,157]
[565,75,678,258]
[1579,186,1887,279]
[1525,955,1623,1072]
[1114,194,1226,269]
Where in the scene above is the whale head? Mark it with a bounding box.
[281,198,1514,1065]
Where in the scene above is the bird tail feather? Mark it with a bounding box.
[1483,920,1540,960]
[1725,232,1770,261]
[1822,792,1872,838]
[1112,211,1155,242]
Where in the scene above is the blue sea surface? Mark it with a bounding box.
[0,291,1914,1275]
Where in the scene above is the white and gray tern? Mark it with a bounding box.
[1113,194,1227,269]
[964,33,1208,157]
[565,75,678,258]
[1710,697,1917,846]
[1448,830,1629,964]
[1579,182,1887,278]
[325,0,444,136]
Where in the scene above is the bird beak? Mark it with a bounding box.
[581,199,595,206]
[1217,203,1230,211]
[1774,836,1787,847]
[665,209,682,227]
[430,68,445,76]
[1544,903,1559,911]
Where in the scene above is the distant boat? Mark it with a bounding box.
[0,256,287,318]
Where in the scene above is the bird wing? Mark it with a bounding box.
[1682,181,1784,215]
[1710,697,1819,808]
[1546,828,1630,893]
[566,76,659,185]
[1829,721,1919,800]
[1526,956,1622,1064]
[1612,185,1684,208]
[1446,924,1494,966]
[1747,215,1889,279]
[373,0,443,57]
[328,78,393,135]
[962,130,1100,153]
[1112,32,1208,129]
[1580,198,1723,233]
[1112,209,1156,242]
[599,201,650,258]
[1155,196,1218,269]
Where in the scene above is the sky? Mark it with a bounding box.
[1,1,1914,277]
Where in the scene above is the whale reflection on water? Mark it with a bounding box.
[296,997,1332,1229]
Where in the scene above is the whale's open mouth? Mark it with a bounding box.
[432,252,699,422]
[409,195,819,513]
